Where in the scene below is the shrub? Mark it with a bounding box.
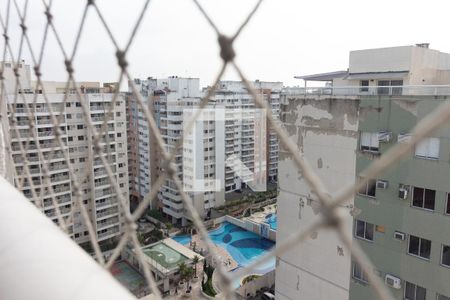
[242,274,260,284]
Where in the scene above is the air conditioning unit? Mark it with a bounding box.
[378,131,392,143]
[394,231,406,241]
[376,180,388,189]
[385,274,402,289]
[398,187,409,199]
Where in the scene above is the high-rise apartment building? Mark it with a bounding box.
[127,77,281,225]
[276,44,450,300]
[2,62,129,251]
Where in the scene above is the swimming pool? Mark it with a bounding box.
[265,213,277,230]
[209,222,275,273]
[171,235,191,245]
[171,222,275,273]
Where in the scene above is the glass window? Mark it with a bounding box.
[415,137,440,159]
[442,245,450,267]
[360,80,369,92]
[412,187,435,211]
[360,132,379,152]
[355,219,374,241]
[446,194,450,215]
[408,235,431,259]
[405,281,426,300]
[352,262,368,283]
[358,178,376,197]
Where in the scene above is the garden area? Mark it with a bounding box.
[201,261,217,297]
[214,188,278,218]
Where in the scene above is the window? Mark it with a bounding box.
[408,235,431,259]
[68,136,73,142]
[415,137,440,159]
[446,194,450,215]
[355,219,374,241]
[360,132,379,152]
[77,124,84,130]
[442,245,450,267]
[352,262,368,283]
[377,80,403,95]
[360,80,369,92]
[358,178,376,197]
[75,102,81,107]
[412,187,435,210]
[77,136,84,141]
[405,281,426,300]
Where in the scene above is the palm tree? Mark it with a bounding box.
[192,255,200,277]
[178,262,187,284]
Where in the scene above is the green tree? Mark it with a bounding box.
[178,262,187,283]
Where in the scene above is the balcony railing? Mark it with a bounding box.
[284,85,450,96]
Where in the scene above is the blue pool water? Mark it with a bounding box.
[208,222,275,273]
[171,222,275,273]
[265,213,277,230]
[172,235,192,245]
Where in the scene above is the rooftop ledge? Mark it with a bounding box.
[283,85,450,97]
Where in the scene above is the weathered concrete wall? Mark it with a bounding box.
[275,93,360,300]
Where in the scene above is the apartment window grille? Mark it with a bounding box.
[442,245,450,267]
[408,235,431,260]
[355,219,374,241]
[358,178,376,197]
[352,261,368,283]
[412,187,435,211]
[360,132,379,152]
[405,281,426,300]
[360,80,369,92]
[415,137,440,159]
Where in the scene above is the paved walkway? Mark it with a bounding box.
[190,234,238,271]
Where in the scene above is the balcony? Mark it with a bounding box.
[284,85,450,96]
[96,216,120,230]
[97,226,120,240]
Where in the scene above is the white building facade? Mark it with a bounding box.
[3,62,129,250]
[128,77,281,225]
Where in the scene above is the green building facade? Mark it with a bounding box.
[350,96,450,300]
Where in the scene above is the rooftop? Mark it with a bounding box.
[142,241,189,270]
[110,261,147,297]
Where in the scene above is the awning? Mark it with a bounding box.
[343,71,408,80]
[294,70,348,81]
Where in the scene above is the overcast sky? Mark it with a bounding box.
[4,0,450,89]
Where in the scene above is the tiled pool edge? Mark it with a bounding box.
[215,215,276,242]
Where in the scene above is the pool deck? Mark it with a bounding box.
[191,234,238,271]
[244,204,277,225]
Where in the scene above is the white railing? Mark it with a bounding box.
[285,85,450,96]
